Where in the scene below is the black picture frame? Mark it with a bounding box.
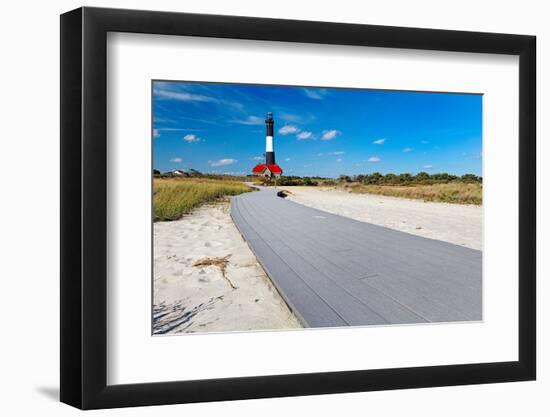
[60,6,536,410]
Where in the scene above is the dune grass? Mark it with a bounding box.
[347,182,482,205]
[154,178,252,221]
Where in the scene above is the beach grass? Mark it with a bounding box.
[154,178,252,221]
[347,182,482,205]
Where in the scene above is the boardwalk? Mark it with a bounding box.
[231,187,482,328]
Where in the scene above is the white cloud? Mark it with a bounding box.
[329,151,345,155]
[373,138,385,145]
[154,88,216,103]
[210,158,237,167]
[367,156,381,163]
[153,129,160,138]
[279,112,316,124]
[153,84,243,111]
[321,130,341,141]
[231,115,264,125]
[285,158,291,161]
[302,88,328,100]
[252,156,264,161]
[279,125,299,135]
[423,165,433,169]
[170,157,183,163]
[296,131,313,140]
[336,158,342,163]
[183,134,201,143]
[402,147,413,153]
[158,127,202,132]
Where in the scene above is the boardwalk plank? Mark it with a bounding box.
[231,198,347,328]
[239,197,427,324]
[231,187,482,327]
[255,200,481,317]
[237,199,390,325]
[256,197,482,317]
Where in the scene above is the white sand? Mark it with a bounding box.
[282,186,482,250]
[153,201,301,335]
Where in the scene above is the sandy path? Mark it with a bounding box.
[282,186,482,250]
[153,201,301,334]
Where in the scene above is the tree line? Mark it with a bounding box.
[272,172,481,187]
[338,172,482,185]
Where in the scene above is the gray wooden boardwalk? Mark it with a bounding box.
[231,187,482,328]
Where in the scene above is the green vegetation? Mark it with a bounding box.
[153,178,252,221]
[154,168,246,182]
[270,171,482,205]
[151,168,482,209]
[260,176,336,187]
[346,182,482,205]
[336,171,482,204]
[338,171,482,185]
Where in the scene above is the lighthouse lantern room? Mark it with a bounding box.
[252,112,283,178]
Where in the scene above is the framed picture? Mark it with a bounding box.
[60,6,536,409]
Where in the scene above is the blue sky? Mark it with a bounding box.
[153,81,482,177]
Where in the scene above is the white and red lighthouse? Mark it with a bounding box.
[265,112,275,165]
[252,112,283,178]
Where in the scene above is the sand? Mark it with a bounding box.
[281,186,482,250]
[154,187,481,335]
[153,201,301,335]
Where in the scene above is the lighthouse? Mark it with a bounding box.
[265,112,275,165]
[252,112,283,178]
